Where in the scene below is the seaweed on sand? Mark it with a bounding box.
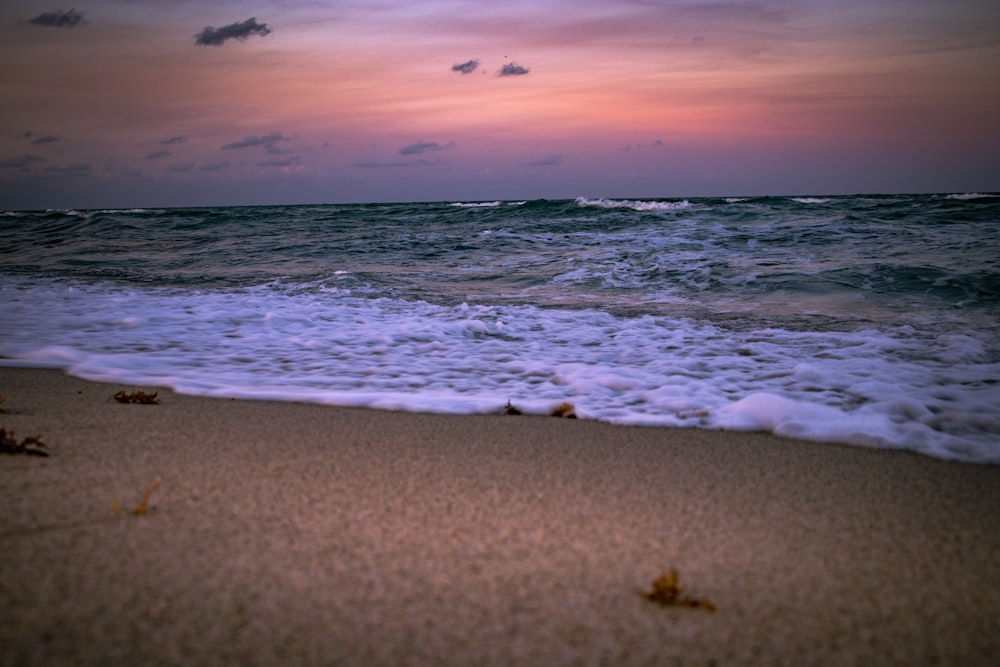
[0,427,49,457]
[113,478,161,516]
[550,402,576,418]
[503,400,522,415]
[641,569,717,612]
[113,390,160,405]
[132,478,161,516]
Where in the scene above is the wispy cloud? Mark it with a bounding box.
[527,154,565,167]
[398,141,454,155]
[353,159,441,168]
[168,162,195,173]
[29,135,62,145]
[161,136,187,145]
[44,162,91,176]
[451,59,479,74]
[257,155,302,167]
[498,62,530,77]
[199,161,229,172]
[27,9,85,29]
[221,132,288,150]
[145,150,171,159]
[194,17,271,47]
[0,154,44,169]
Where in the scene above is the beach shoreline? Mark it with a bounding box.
[2,366,998,665]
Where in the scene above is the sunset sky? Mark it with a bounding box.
[2,0,998,209]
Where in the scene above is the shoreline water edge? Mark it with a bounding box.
[2,194,999,464]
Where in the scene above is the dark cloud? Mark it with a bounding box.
[167,162,195,173]
[194,17,271,47]
[27,9,85,28]
[498,62,530,76]
[528,154,565,167]
[451,59,479,74]
[221,132,288,150]
[0,154,44,169]
[161,136,187,145]
[199,161,229,172]
[145,150,171,159]
[398,141,454,155]
[30,135,61,145]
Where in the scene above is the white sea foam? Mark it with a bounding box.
[790,197,832,204]
[451,201,502,207]
[1,277,997,464]
[576,197,691,212]
[945,193,999,200]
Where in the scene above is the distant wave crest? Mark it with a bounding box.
[576,197,691,212]
[945,193,999,201]
[790,197,832,204]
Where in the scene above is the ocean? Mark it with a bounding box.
[2,194,998,463]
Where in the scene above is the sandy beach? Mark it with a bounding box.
[1,366,998,666]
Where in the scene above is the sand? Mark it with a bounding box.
[1,367,998,666]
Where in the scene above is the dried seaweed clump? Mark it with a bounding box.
[0,427,49,457]
[641,569,717,612]
[503,400,522,415]
[550,401,576,418]
[113,390,160,405]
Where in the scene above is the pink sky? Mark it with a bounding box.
[1,0,998,208]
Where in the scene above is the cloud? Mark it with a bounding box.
[353,159,440,168]
[27,9,85,28]
[257,155,302,167]
[527,154,566,167]
[145,150,171,159]
[221,132,288,150]
[161,136,187,145]
[451,59,479,74]
[498,62,530,77]
[29,135,61,145]
[194,17,271,47]
[398,141,454,155]
[199,161,230,172]
[44,162,91,175]
[0,154,44,169]
[167,162,195,173]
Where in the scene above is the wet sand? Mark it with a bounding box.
[2,367,998,665]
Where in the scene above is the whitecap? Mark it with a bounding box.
[576,197,691,212]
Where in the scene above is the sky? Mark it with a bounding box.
[1,0,998,209]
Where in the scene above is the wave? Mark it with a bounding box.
[944,193,1000,201]
[790,197,832,204]
[576,197,691,212]
[451,201,502,208]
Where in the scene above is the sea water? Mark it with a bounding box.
[2,194,998,463]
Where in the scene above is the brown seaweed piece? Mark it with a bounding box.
[0,427,49,457]
[503,400,522,415]
[550,401,576,418]
[641,569,717,612]
[132,478,161,516]
[113,390,160,405]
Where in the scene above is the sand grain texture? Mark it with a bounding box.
[1,368,998,665]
